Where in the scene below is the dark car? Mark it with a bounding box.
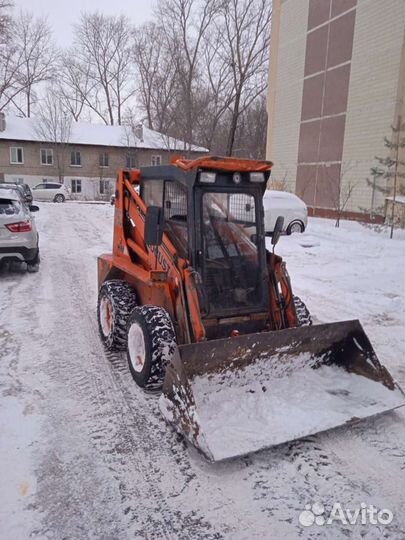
[18,183,33,204]
[0,183,33,204]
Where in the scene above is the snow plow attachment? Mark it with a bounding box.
[159,320,405,461]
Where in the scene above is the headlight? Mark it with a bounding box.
[200,172,216,183]
[233,172,242,184]
[250,172,265,183]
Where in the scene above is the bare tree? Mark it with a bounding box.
[0,2,26,112]
[0,41,25,111]
[34,92,72,183]
[12,12,57,117]
[220,0,271,156]
[231,94,267,158]
[296,168,314,204]
[325,162,356,227]
[68,13,135,125]
[130,0,271,157]
[56,54,91,122]
[156,0,220,152]
[387,116,405,237]
[269,168,290,191]
[367,118,405,237]
[194,25,235,150]
[132,22,179,133]
[0,0,12,39]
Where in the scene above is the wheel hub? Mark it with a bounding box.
[128,323,146,373]
[100,297,112,336]
[290,222,302,233]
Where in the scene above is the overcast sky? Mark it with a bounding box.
[13,0,154,46]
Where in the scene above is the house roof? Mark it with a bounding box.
[0,115,208,153]
[386,195,405,204]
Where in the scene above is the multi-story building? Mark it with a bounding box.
[0,114,208,200]
[266,0,405,220]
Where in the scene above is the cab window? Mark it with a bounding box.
[163,181,188,258]
[164,181,187,221]
[142,179,164,207]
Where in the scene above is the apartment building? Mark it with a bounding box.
[267,0,405,220]
[0,114,208,201]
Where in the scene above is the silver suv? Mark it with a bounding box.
[0,188,40,272]
[32,182,70,203]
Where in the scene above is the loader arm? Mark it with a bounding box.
[98,169,205,345]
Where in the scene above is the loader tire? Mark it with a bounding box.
[293,295,312,326]
[126,305,176,391]
[97,280,138,351]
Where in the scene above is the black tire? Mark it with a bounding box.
[97,280,137,351]
[127,305,176,391]
[54,194,65,203]
[27,250,40,273]
[287,220,304,235]
[293,295,312,326]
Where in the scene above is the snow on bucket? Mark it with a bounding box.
[159,320,405,461]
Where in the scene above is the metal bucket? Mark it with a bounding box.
[159,320,405,461]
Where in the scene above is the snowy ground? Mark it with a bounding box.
[0,203,404,540]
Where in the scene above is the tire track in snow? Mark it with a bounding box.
[27,204,175,539]
[34,203,225,539]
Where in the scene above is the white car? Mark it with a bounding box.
[263,190,307,235]
[32,182,70,203]
[0,188,40,271]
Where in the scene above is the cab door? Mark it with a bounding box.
[195,187,268,318]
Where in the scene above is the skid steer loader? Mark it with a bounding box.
[97,156,404,461]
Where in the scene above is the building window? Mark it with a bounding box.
[126,153,137,168]
[71,179,82,193]
[71,151,81,166]
[99,152,109,168]
[151,155,162,166]
[99,179,110,195]
[10,147,24,164]
[41,148,53,165]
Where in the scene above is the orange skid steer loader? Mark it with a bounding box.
[97,157,404,461]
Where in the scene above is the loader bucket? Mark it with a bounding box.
[159,320,405,461]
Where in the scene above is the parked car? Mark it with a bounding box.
[32,182,70,203]
[18,183,33,204]
[0,182,33,204]
[0,188,40,272]
[263,190,308,235]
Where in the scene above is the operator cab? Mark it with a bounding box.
[140,159,271,322]
[194,170,269,318]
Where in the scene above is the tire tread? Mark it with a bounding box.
[127,305,176,390]
[293,295,312,326]
[97,279,137,350]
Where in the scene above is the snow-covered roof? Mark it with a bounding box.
[0,187,20,200]
[386,195,405,204]
[0,115,208,153]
